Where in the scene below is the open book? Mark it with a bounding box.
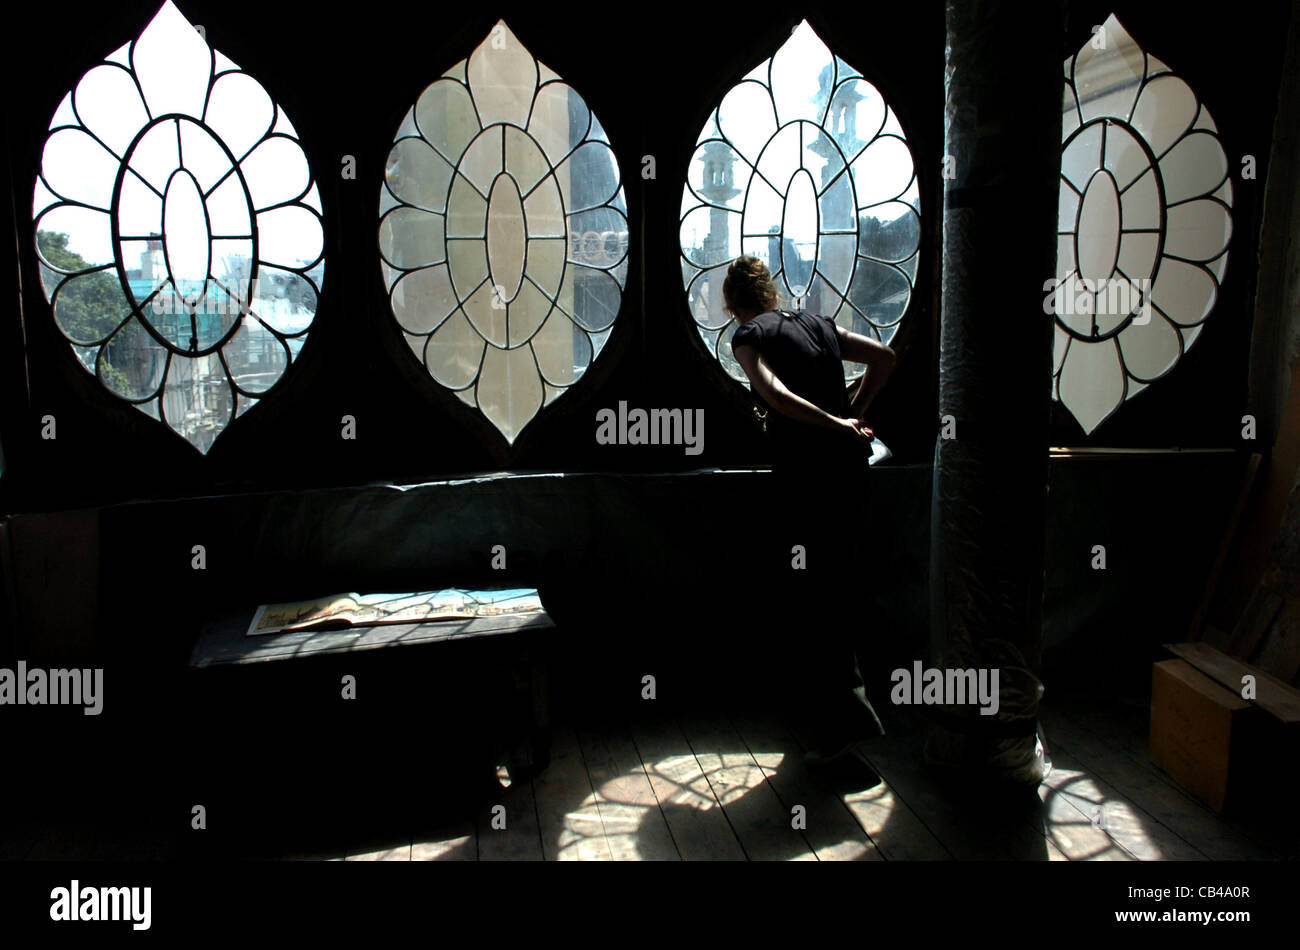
[246,588,542,637]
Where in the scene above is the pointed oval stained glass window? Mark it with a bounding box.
[380,20,628,444]
[1053,13,1232,434]
[32,1,325,454]
[680,20,920,386]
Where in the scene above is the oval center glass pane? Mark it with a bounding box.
[1077,170,1121,284]
[162,169,211,301]
[782,170,818,297]
[486,173,526,302]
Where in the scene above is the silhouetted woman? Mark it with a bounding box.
[724,255,897,765]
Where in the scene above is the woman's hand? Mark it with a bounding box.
[832,416,874,444]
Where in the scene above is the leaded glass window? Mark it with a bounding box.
[680,20,920,385]
[380,20,627,444]
[1053,13,1232,434]
[31,1,324,454]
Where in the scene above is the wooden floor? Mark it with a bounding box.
[9,691,1292,861]
[296,693,1291,862]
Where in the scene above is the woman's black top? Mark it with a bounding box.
[731,309,866,478]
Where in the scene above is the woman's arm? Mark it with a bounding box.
[734,343,872,443]
[836,326,897,419]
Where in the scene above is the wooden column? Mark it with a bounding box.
[925,0,1063,783]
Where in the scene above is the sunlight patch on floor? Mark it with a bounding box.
[556,750,782,860]
[1039,767,1152,860]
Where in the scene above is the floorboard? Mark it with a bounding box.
[678,712,816,861]
[476,767,544,862]
[531,723,613,861]
[627,713,748,861]
[728,711,883,861]
[576,723,679,860]
[1040,703,1273,860]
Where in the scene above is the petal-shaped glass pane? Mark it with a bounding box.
[829,77,886,163]
[1119,311,1181,382]
[562,266,622,332]
[466,21,537,128]
[1164,199,1232,261]
[556,141,620,214]
[528,82,591,166]
[426,309,485,389]
[859,205,920,263]
[850,136,913,208]
[847,259,911,329]
[54,270,132,345]
[477,343,543,444]
[680,206,740,269]
[242,136,311,210]
[770,21,834,127]
[1130,75,1197,157]
[567,207,628,269]
[251,265,317,336]
[1058,337,1125,434]
[257,206,324,268]
[36,206,115,268]
[132,1,213,119]
[1150,259,1218,326]
[390,264,456,335]
[223,314,289,395]
[534,318,592,387]
[161,353,233,454]
[1159,132,1228,205]
[41,128,120,210]
[686,263,731,331]
[75,65,148,158]
[1072,15,1145,123]
[717,82,776,164]
[415,79,480,165]
[380,207,446,270]
[205,72,275,161]
[101,317,167,400]
[688,140,750,211]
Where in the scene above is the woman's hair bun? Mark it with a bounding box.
[722,256,780,316]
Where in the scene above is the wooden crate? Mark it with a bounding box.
[1149,659,1256,813]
